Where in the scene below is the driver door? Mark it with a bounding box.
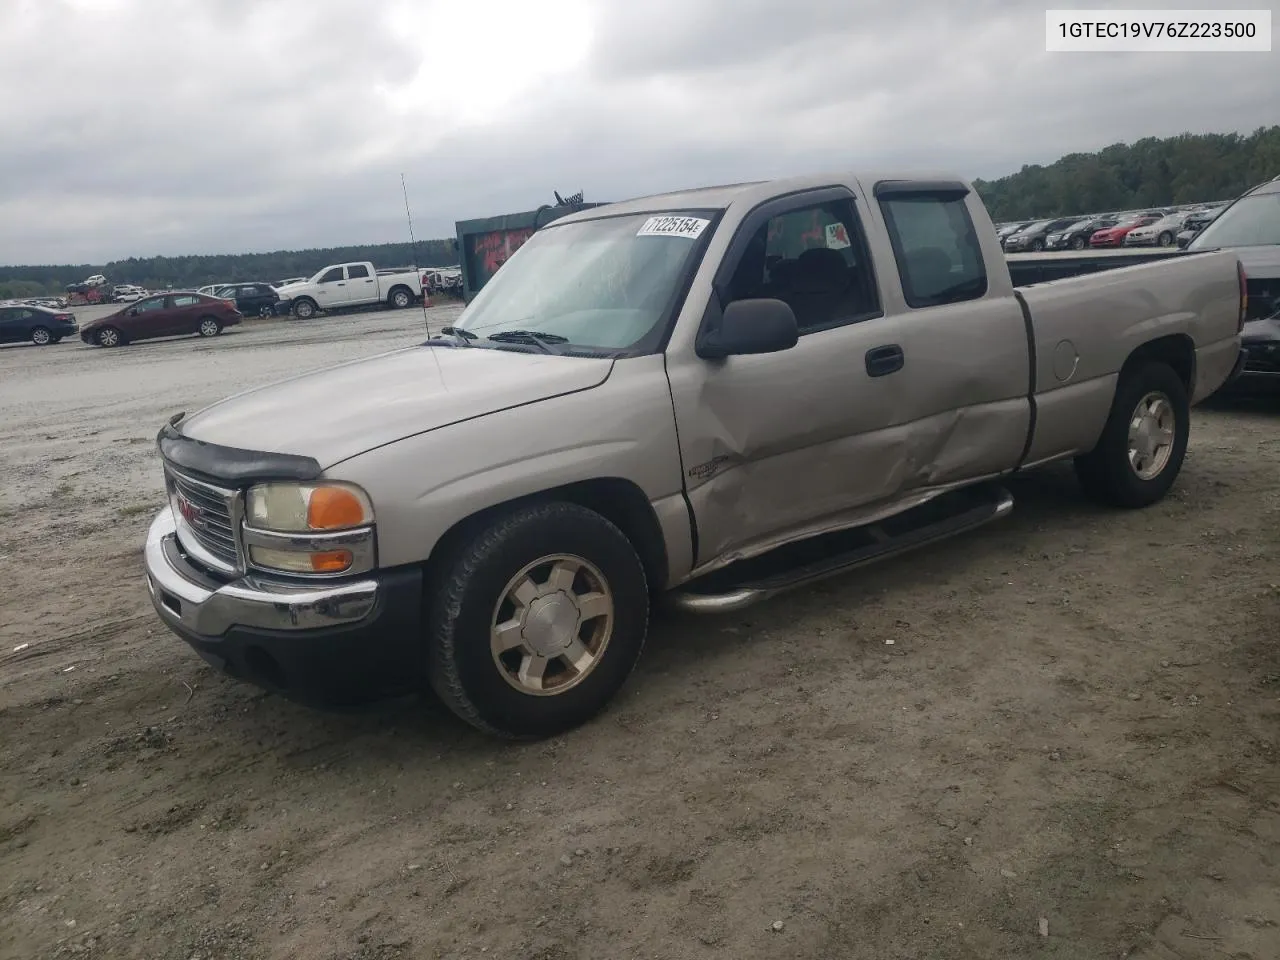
[313,267,347,309]
[126,295,170,339]
[665,185,911,568]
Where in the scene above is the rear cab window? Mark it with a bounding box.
[875,183,988,308]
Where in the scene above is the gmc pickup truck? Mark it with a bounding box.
[144,171,1247,740]
[274,261,424,319]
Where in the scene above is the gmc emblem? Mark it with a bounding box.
[175,491,205,529]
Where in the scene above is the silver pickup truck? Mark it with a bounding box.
[144,171,1247,739]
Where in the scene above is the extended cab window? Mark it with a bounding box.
[878,190,987,308]
[347,265,370,279]
[724,199,879,334]
[319,268,344,283]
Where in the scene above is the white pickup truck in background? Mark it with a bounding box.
[274,261,425,319]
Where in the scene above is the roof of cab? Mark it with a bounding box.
[551,170,971,225]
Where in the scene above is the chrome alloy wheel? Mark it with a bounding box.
[490,554,615,696]
[1127,391,1176,480]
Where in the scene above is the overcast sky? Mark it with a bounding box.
[0,0,1275,265]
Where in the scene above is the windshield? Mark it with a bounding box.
[1188,190,1280,249]
[451,211,715,353]
[1019,220,1052,232]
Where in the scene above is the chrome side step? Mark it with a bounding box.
[666,485,1014,615]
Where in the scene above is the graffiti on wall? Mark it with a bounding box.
[469,227,535,281]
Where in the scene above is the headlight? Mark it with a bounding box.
[243,482,375,576]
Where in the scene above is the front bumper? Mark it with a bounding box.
[144,509,423,706]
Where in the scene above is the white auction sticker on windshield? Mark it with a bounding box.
[636,215,711,239]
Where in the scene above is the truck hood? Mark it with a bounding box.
[176,344,615,468]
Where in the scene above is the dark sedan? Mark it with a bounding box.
[80,292,242,347]
[1045,216,1119,250]
[1002,218,1079,253]
[216,282,282,317]
[0,303,79,346]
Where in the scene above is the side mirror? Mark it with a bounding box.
[697,298,799,360]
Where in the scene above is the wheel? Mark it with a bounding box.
[197,317,222,337]
[96,326,122,347]
[1030,238,1045,252]
[390,288,412,309]
[1071,235,1086,250]
[1157,231,1174,247]
[426,501,650,739]
[30,326,52,345]
[293,299,316,320]
[1074,361,1189,509]
[258,304,275,318]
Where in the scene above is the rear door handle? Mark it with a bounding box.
[865,344,904,377]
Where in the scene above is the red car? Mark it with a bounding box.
[79,292,242,348]
[1089,215,1159,248]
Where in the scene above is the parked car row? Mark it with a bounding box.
[996,201,1229,252]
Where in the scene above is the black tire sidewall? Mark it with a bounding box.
[31,326,51,345]
[97,327,121,347]
[428,503,649,738]
[199,318,220,336]
[1071,236,1086,250]
[1082,362,1190,508]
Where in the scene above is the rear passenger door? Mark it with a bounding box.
[869,180,1032,488]
[668,186,909,566]
[167,294,204,333]
[343,264,376,304]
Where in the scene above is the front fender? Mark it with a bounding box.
[324,355,689,573]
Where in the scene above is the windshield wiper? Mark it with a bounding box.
[486,329,568,353]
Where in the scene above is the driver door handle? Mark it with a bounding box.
[865,344,904,377]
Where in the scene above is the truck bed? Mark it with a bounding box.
[1006,247,1183,287]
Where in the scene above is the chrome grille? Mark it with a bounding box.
[165,468,241,572]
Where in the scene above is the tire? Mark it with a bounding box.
[426,501,650,739]
[197,317,222,337]
[1030,239,1045,252]
[258,304,275,318]
[389,288,412,309]
[1157,231,1174,247]
[293,299,316,320]
[30,326,52,346]
[1074,361,1189,509]
[1071,236,1086,250]
[96,326,123,348]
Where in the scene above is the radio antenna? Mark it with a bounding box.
[402,173,430,336]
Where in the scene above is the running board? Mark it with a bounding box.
[667,485,1014,614]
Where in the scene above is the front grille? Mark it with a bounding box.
[165,468,241,571]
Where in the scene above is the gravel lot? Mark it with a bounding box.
[1,309,1279,960]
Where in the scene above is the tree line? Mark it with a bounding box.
[973,125,1280,221]
[3,125,1279,299]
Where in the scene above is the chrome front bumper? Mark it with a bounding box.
[144,509,379,637]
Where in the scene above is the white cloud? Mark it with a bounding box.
[0,0,1275,264]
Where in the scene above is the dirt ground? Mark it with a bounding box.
[2,315,1278,960]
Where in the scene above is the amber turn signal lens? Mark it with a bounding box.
[310,550,354,573]
[307,487,367,530]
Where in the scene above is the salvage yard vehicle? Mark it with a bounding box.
[0,303,78,345]
[274,261,424,319]
[81,291,242,347]
[1190,174,1280,393]
[143,171,1247,740]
